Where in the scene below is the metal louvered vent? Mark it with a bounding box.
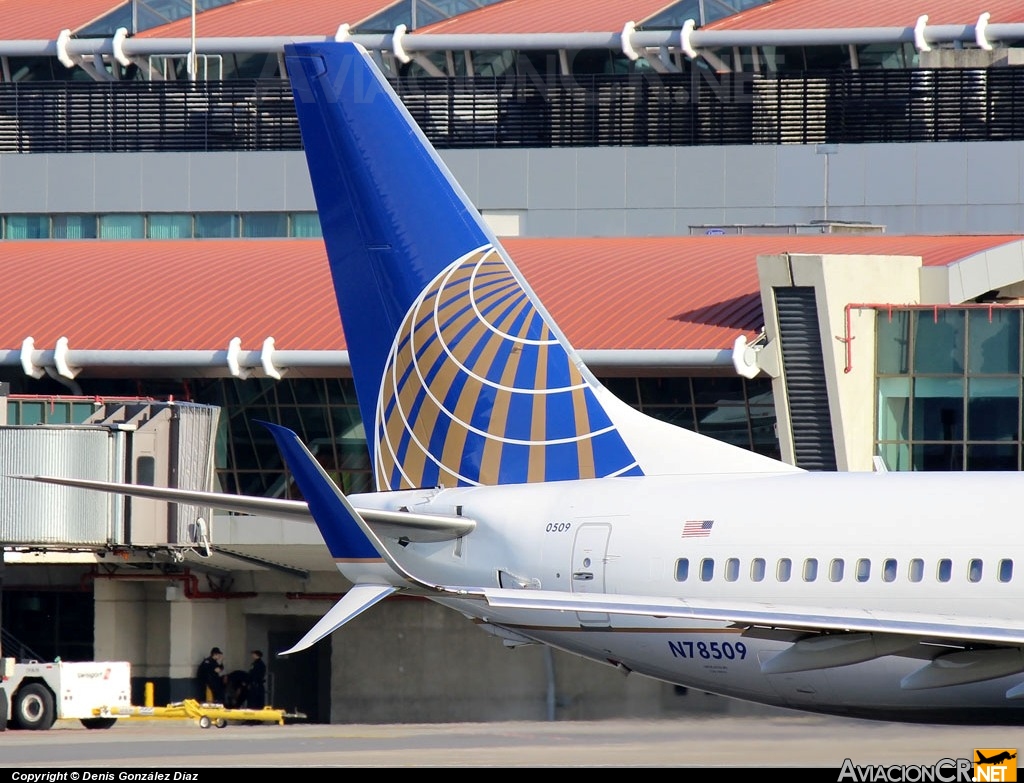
[0,68,1021,153]
[775,287,838,471]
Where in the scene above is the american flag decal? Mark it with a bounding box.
[682,520,714,538]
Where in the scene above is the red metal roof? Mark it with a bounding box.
[417,0,678,35]
[515,235,1024,350]
[136,0,397,38]
[0,235,1018,354]
[704,0,1024,30]
[0,0,123,40]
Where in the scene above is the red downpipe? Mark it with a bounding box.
[82,566,256,600]
[842,302,1011,374]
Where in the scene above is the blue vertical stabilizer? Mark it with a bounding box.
[286,42,645,490]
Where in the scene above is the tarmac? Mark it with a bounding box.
[0,714,1021,768]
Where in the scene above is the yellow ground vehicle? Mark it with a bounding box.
[97,698,306,728]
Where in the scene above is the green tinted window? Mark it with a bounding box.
[914,310,964,374]
[969,308,1019,374]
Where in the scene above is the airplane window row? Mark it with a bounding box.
[674,556,1013,584]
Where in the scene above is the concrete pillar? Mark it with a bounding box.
[93,576,233,705]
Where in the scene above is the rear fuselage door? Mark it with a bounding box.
[571,521,613,626]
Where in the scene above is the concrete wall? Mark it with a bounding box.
[4,142,1024,236]
[77,566,791,723]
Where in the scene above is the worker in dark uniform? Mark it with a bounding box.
[246,649,267,709]
[196,647,226,704]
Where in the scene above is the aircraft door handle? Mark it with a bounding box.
[572,572,594,581]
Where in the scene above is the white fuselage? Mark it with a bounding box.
[348,469,1024,723]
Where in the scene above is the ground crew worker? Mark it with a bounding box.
[247,649,267,709]
[196,647,226,704]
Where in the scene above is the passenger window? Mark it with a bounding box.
[856,559,871,583]
[777,558,792,582]
[725,558,739,582]
[937,558,952,582]
[803,558,818,582]
[882,558,897,582]
[700,558,714,582]
[829,558,844,582]
[968,558,982,583]
[675,558,689,582]
[999,559,1013,583]
[750,558,766,582]
[909,558,924,582]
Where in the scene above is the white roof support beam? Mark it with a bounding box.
[11,22,1024,70]
[976,12,993,51]
[680,19,698,59]
[411,53,446,77]
[20,336,82,384]
[112,27,131,67]
[54,28,74,67]
[678,18,732,74]
[641,49,675,73]
[699,48,732,74]
[0,348,735,377]
[20,337,43,379]
[656,45,680,72]
[621,20,638,61]
[392,24,410,64]
[260,337,282,381]
[914,15,931,52]
[226,337,249,379]
[54,336,81,380]
[77,54,117,82]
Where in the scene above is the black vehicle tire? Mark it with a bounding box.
[0,687,7,731]
[80,717,117,730]
[13,683,55,731]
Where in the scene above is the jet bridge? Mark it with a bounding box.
[0,393,220,556]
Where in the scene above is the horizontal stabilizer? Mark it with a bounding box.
[13,474,311,520]
[10,475,475,543]
[277,583,397,656]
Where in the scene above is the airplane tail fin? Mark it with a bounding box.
[258,420,404,653]
[285,42,795,490]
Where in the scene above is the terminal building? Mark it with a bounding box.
[2,0,1024,723]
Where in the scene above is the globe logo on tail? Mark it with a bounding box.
[375,246,640,489]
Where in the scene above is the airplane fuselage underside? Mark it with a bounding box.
[434,597,1024,724]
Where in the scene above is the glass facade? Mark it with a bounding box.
[875,307,1023,470]
[5,374,779,500]
[601,375,779,459]
[0,213,322,240]
[360,0,506,33]
[77,0,239,37]
[196,375,778,499]
[644,0,770,29]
